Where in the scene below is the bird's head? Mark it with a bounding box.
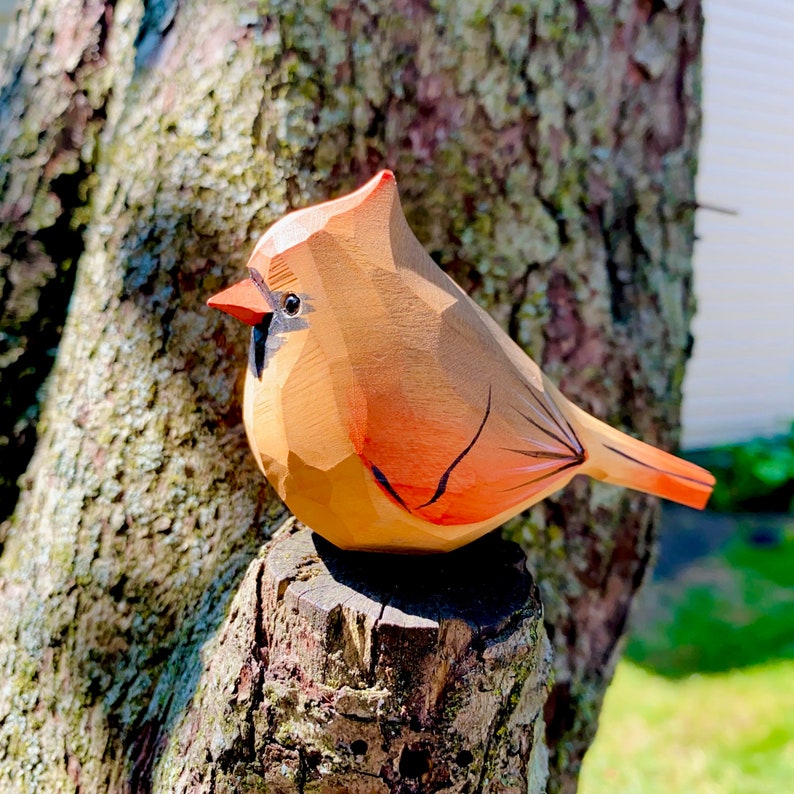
[207,170,399,328]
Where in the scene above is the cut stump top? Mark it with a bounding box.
[266,522,539,645]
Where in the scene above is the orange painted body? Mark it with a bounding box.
[208,171,714,553]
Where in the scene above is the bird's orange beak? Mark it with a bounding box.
[207,278,271,326]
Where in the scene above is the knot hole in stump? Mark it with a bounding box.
[399,743,432,779]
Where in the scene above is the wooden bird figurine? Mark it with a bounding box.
[208,171,714,553]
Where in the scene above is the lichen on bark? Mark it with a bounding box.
[0,0,126,524]
[155,526,552,793]
[0,0,703,791]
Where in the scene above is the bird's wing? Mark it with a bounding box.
[353,379,585,526]
[345,302,586,527]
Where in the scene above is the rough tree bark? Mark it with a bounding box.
[166,523,551,793]
[0,0,702,792]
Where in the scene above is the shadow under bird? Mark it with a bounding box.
[208,171,715,553]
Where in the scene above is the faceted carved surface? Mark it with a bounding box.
[210,173,714,552]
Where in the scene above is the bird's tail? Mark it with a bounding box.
[570,405,715,509]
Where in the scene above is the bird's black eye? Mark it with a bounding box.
[282,293,301,316]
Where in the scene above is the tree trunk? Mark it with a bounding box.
[0,1,703,792]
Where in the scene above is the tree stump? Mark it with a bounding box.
[163,524,551,793]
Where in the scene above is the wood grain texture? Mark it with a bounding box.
[0,0,704,791]
[210,171,712,552]
[157,524,551,793]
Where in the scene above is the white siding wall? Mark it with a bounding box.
[682,0,794,448]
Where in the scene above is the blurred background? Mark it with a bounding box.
[580,2,794,792]
[1,0,791,791]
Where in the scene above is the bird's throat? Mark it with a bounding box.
[252,315,273,378]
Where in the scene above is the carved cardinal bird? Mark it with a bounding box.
[208,171,714,552]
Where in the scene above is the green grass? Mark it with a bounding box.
[579,517,794,793]
[580,660,794,794]
[686,426,794,513]
[626,524,794,676]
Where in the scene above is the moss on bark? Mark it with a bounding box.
[0,0,702,791]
